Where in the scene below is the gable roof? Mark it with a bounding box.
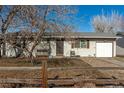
[44,32,119,39]
[0,32,119,39]
[117,32,124,36]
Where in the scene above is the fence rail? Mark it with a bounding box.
[0,78,124,86]
[0,67,124,71]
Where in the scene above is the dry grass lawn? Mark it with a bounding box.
[0,57,90,67]
[0,57,106,79]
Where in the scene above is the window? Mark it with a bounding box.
[37,49,48,52]
[36,49,48,56]
[71,40,89,48]
[80,40,89,48]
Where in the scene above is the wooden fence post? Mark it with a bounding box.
[42,60,48,88]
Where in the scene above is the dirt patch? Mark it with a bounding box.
[47,58,91,68]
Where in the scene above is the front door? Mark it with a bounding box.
[56,40,64,56]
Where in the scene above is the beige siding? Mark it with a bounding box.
[5,43,16,57]
[50,41,56,56]
[113,41,116,57]
[64,40,96,57]
[64,39,116,57]
[4,39,116,57]
[33,40,56,57]
[64,41,71,56]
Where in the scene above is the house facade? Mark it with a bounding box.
[47,32,117,57]
[5,32,118,57]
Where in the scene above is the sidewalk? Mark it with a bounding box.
[0,67,41,70]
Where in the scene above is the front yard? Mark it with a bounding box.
[0,57,105,79]
[0,57,124,87]
[0,57,108,88]
[0,57,90,67]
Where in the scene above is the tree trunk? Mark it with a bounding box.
[29,52,35,65]
[48,40,51,58]
[0,44,1,57]
[2,42,6,57]
[1,28,6,57]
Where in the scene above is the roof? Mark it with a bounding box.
[0,32,119,39]
[117,32,124,36]
[44,32,119,39]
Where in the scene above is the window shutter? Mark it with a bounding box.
[87,40,89,48]
[75,40,80,48]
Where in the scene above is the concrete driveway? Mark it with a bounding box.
[80,57,119,67]
[98,58,124,67]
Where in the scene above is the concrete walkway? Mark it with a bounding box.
[99,58,124,67]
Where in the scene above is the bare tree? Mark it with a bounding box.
[0,6,37,57]
[92,11,123,33]
[0,5,77,63]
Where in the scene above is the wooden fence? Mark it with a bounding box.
[1,61,124,87]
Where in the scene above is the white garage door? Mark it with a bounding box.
[96,43,112,57]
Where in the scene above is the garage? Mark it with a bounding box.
[96,43,113,57]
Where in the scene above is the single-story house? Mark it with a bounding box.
[116,32,124,56]
[4,32,119,57]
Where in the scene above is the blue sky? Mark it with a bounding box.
[75,5,124,32]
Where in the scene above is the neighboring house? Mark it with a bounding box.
[4,32,119,57]
[116,32,124,56]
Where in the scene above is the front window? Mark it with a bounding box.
[72,40,89,48]
[36,49,48,56]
